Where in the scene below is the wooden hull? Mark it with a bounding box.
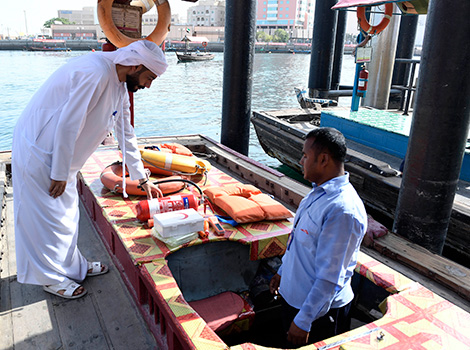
[176,52,215,62]
[73,134,470,350]
[251,108,470,265]
[27,46,69,51]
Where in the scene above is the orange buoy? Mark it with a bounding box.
[357,3,393,35]
[139,143,195,176]
[100,162,186,196]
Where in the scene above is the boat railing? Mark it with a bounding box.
[391,58,421,116]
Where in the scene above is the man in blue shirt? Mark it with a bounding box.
[270,127,368,346]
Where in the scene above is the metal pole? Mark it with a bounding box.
[220,0,257,156]
[331,10,347,91]
[363,5,400,109]
[393,0,470,254]
[392,14,419,86]
[389,14,419,110]
[23,10,28,36]
[308,0,338,98]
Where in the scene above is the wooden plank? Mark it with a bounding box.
[5,194,59,350]
[0,157,159,350]
[372,232,470,301]
[76,202,159,350]
[3,184,63,350]
[362,246,470,312]
[9,281,63,350]
[0,167,14,350]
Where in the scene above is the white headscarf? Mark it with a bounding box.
[107,40,168,76]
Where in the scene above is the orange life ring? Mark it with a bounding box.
[97,0,171,48]
[202,41,208,48]
[100,162,186,196]
[357,3,393,35]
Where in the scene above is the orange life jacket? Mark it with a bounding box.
[204,184,293,223]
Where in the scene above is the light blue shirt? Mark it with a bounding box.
[278,172,367,332]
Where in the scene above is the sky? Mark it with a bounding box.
[0,0,193,36]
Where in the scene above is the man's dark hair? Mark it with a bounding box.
[306,127,347,163]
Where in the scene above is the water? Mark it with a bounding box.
[0,50,356,167]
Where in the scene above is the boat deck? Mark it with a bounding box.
[320,108,470,181]
[2,136,470,350]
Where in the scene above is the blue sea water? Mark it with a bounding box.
[0,50,356,167]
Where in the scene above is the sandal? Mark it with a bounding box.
[43,279,87,299]
[87,261,109,277]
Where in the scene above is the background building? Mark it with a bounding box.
[51,24,100,40]
[52,7,98,40]
[256,0,315,42]
[186,0,225,27]
[57,7,96,25]
[159,24,225,42]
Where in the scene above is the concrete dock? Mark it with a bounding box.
[0,175,159,349]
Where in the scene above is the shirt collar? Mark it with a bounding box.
[311,172,350,195]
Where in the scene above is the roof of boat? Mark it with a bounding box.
[332,0,408,9]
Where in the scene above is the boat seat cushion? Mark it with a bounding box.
[204,184,292,223]
[204,184,262,199]
[216,195,266,223]
[248,193,293,221]
[189,291,245,332]
[362,215,388,247]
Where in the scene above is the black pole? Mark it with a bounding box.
[331,10,347,91]
[389,15,419,109]
[308,0,338,98]
[220,0,257,156]
[393,1,470,254]
[392,15,419,86]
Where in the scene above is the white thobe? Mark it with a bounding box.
[12,52,146,285]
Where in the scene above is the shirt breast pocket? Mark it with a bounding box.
[295,213,320,249]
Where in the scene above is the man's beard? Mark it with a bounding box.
[126,67,147,92]
[126,74,143,92]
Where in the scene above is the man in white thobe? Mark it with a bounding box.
[12,40,168,299]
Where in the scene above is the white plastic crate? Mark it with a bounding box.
[151,208,204,238]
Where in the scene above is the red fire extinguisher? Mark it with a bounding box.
[135,193,199,222]
[358,65,369,97]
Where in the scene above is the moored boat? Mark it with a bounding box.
[251,108,470,266]
[26,38,69,52]
[73,134,470,350]
[175,51,215,62]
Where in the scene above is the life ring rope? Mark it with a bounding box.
[98,0,171,48]
[100,161,186,197]
[357,3,393,36]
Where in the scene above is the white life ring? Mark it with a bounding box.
[98,0,171,48]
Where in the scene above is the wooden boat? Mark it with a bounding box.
[294,87,338,108]
[27,46,70,52]
[175,51,215,62]
[27,38,69,52]
[75,134,470,350]
[251,108,470,267]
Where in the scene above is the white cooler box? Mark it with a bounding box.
[151,208,204,238]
